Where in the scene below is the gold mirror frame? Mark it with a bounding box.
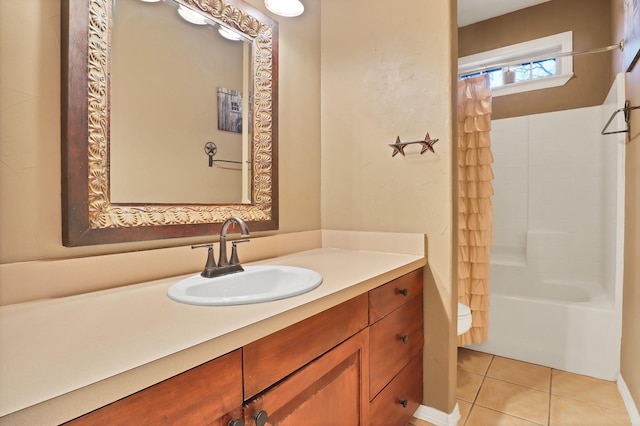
[62,0,278,246]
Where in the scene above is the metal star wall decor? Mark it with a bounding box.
[388,133,439,157]
[420,133,438,154]
[389,136,407,157]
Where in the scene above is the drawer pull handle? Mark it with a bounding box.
[229,420,245,426]
[400,334,409,344]
[253,410,268,426]
[399,399,408,408]
[398,288,409,297]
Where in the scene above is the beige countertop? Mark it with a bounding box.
[0,233,426,425]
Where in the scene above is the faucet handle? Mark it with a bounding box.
[232,239,251,245]
[191,243,217,278]
[191,243,214,249]
[230,239,250,265]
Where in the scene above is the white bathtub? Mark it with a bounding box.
[468,264,621,381]
[474,76,627,381]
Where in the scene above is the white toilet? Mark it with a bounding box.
[457,303,472,335]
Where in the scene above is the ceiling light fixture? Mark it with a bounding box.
[177,4,208,25]
[264,0,304,17]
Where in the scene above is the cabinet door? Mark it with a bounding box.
[244,329,370,426]
[66,350,243,425]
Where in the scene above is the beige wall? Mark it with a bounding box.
[611,0,640,410]
[2,0,458,414]
[0,0,321,264]
[459,0,613,119]
[320,0,457,412]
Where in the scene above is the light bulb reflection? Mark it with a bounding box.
[177,4,208,25]
[218,26,243,41]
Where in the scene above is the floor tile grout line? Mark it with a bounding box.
[461,353,494,425]
[485,355,553,393]
[549,392,631,412]
[482,374,553,394]
[473,354,494,405]
[457,350,494,425]
[461,402,469,426]
[472,404,548,426]
[473,385,550,426]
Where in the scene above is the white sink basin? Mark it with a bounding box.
[167,265,323,306]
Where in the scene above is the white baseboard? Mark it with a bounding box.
[413,403,461,426]
[618,374,640,426]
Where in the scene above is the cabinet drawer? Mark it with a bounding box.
[244,294,368,399]
[369,295,423,398]
[369,269,423,323]
[369,351,423,426]
[66,350,243,425]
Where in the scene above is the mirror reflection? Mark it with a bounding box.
[61,0,278,246]
[110,0,252,204]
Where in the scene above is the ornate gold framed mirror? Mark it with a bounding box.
[61,0,278,246]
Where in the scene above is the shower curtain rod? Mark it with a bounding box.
[458,39,625,76]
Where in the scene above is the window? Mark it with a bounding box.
[458,31,573,97]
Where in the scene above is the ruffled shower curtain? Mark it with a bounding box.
[457,74,494,346]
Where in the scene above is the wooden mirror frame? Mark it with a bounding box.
[61,0,278,246]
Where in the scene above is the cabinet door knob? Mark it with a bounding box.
[229,420,245,426]
[253,410,269,426]
[399,399,408,408]
[400,334,409,344]
[398,288,409,297]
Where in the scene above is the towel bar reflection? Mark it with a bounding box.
[204,141,246,167]
[601,100,640,135]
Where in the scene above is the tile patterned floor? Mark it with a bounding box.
[408,348,632,426]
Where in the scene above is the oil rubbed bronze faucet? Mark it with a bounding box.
[218,216,250,267]
[192,216,250,278]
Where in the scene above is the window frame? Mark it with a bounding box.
[458,31,574,97]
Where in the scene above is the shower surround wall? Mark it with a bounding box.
[471,75,625,380]
[492,107,610,289]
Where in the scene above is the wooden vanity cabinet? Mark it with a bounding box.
[65,269,424,426]
[66,349,243,425]
[245,269,424,426]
